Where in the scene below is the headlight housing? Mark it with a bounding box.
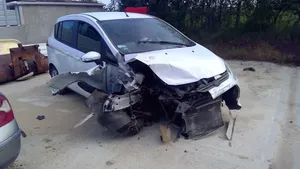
[224,61,238,80]
[225,62,232,74]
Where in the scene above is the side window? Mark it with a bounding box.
[77,22,101,53]
[54,23,58,38]
[60,21,75,46]
[54,22,61,40]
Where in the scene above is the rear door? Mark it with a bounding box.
[48,20,78,74]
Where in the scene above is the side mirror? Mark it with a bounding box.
[81,51,101,62]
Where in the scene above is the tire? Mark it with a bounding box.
[49,66,69,95]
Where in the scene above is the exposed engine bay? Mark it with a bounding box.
[48,52,241,140]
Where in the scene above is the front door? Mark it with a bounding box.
[72,20,117,72]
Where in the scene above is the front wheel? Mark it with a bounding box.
[49,66,69,95]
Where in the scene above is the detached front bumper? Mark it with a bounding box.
[208,68,241,110]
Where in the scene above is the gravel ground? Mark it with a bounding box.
[1,60,300,169]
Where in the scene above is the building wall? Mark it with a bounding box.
[0,25,26,41]
[22,5,104,43]
[0,2,104,44]
[0,0,19,26]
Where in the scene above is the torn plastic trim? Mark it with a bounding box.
[223,85,242,110]
[48,65,102,93]
[103,92,142,112]
[47,71,107,94]
[47,64,137,95]
[48,52,144,96]
[208,69,239,100]
[115,52,139,91]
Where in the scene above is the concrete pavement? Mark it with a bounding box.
[1,61,300,169]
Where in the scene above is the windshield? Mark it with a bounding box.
[99,18,195,54]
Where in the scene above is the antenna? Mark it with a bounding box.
[124,11,129,17]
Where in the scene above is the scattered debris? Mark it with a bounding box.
[73,112,94,128]
[173,125,184,142]
[238,155,249,160]
[160,125,172,143]
[42,138,52,143]
[138,137,140,140]
[226,110,237,140]
[265,69,270,74]
[16,72,34,81]
[98,142,103,147]
[21,130,27,138]
[290,121,293,123]
[45,146,52,149]
[144,121,153,126]
[165,149,168,151]
[269,164,272,169]
[106,160,115,166]
[228,142,232,147]
[36,115,45,120]
[6,163,25,169]
[243,67,256,72]
[184,150,188,153]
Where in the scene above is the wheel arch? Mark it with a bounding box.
[49,63,55,71]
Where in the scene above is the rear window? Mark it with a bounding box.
[54,23,61,40]
[54,20,75,47]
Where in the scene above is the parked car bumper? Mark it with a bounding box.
[0,128,21,169]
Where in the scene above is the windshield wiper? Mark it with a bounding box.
[137,40,189,46]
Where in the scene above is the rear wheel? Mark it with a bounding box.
[49,66,69,95]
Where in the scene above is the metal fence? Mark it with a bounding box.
[0,0,19,26]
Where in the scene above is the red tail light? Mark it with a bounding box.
[0,95,14,127]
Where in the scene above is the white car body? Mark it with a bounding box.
[47,12,241,137]
[47,12,239,101]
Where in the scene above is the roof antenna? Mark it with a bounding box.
[124,11,129,17]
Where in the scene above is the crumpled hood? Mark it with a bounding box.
[124,44,226,85]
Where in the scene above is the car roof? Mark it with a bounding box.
[83,12,153,21]
[61,12,153,22]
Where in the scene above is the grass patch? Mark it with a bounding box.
[205,41,298,65]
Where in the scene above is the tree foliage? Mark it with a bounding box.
[117,0,300,41]
[6,0,99,3]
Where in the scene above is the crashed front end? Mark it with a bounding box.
[48,52,241,139]
[155,67,241,139]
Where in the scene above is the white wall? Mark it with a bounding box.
[0,2,104,44]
